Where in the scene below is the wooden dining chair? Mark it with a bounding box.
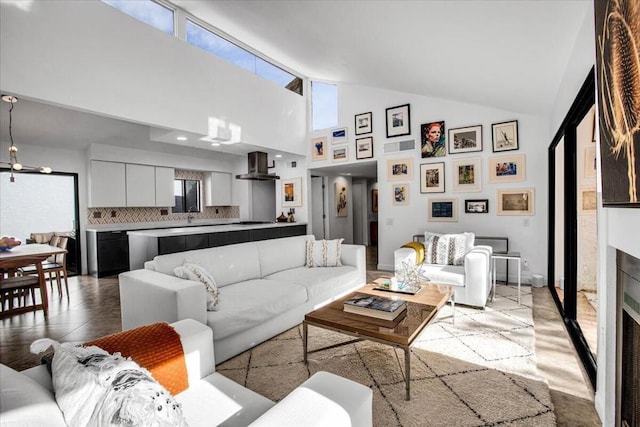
[0,256,48,318]
[20,236,69,300]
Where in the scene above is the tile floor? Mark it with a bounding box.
[0,248,601,426]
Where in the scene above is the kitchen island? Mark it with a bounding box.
[127,222,307,270]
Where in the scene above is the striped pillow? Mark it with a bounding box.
[306,239,343,267]
[424,233,468,266]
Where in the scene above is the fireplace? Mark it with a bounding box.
[617,251,640,427]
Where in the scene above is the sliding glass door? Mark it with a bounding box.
[548,69,597,386]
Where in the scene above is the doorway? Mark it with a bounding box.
[548,69,597,386]
[0,170,81,275]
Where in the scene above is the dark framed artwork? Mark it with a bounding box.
[420,162,445,193]
[428,198,458,222]
[385,104,411,138]
[355,112,372,135]
[421,121,446,158]
[595,0,640,206]
[372,188,378,212]
[355,136,373,159]
[465,199,489,213]
[492,120,519,152]
[449,125,483,154]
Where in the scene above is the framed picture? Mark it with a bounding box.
[355,136,373,159]
[387,158,413,181]
[595,0,640,206]
[497,188,534,216]
[282,178,302,207]
[488,154,526,183]
[428,198,458,222]
[331,127,348,144]
[372,188,378,212]
[420,162,445,193]
[584,146,597,178]
[452,157,482,192]
[449,125,483,154]
[492,120,519,152]
[336,183,348,217]
[392,183,409,205]
[332,146,348,162]
[465,199,489,213]
[385,104,411,138]
[354,112,372,135]
[579,187,597,212]
[311,136,327,161]
[421,121,446,158]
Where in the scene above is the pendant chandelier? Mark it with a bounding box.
[2,94,51,182]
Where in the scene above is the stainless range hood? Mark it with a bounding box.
[235,151,280,180]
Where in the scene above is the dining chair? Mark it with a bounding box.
[0,256,48,318]
[20,236,69,300]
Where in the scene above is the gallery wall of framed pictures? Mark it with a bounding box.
[308,98,536,222]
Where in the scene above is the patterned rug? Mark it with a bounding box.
[217,284,555,426]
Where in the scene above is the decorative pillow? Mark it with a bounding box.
[424,233,468,266]
[30,339,188,427]
[174,261,219,311]
[306,239,344,267]
[401,241,425,264]
[84,322,189,396]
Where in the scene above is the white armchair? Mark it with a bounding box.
[394,232,492,308]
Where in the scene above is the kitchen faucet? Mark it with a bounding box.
[187,206,197,223]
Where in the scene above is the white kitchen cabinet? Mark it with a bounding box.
[126,164,156,207]
[89,160,126,207]
[155,166,175,207]
[205,171,232,206]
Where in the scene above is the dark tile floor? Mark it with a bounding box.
[0,247,601,425]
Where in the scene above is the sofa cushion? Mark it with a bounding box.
[174,261,220,311]
[306,239,344,267]
[257,234,314,277]
[420,264,465,286]
[207,279,308,340]
[0,364,67,427]
[266,266,360,302]
[152,242,261,287]
[176,372,274,427]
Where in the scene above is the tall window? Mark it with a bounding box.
[186,20,302,95]
[101,0,174,35]
[312,81,338,131]
[173,179,200,213]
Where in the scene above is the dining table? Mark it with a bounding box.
[0,244,68,315]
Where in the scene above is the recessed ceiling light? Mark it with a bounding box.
[177,136,187,141]
[211,142,220,147]
[275,154,282,158]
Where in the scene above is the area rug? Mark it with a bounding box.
[415,283,539,379]
[217,284,555,426]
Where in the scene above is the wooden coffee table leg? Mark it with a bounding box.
[404,346,411,400]
[303,322,308,363]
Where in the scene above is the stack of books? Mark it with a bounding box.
[343,294,407,321]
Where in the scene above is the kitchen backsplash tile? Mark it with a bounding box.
[87,169,240,224]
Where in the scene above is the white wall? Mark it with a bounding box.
[0,0,306,155]
[321,83,550,280]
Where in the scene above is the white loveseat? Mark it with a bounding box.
[394,232,492,308]
[119,234,366,363]
[0,319,373,427]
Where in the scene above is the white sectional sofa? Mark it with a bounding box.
[119,234,366,363]
[394,232,492,308]
[0,319,373,427]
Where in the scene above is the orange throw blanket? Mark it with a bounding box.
[85,322,188,395]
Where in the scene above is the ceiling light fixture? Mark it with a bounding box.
[176,136,187,141]
[2,95,52,182]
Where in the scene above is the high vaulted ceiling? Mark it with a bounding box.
[174,0,592,116]
[1,0,592,178]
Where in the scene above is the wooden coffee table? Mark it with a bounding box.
[303,280,454,400]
